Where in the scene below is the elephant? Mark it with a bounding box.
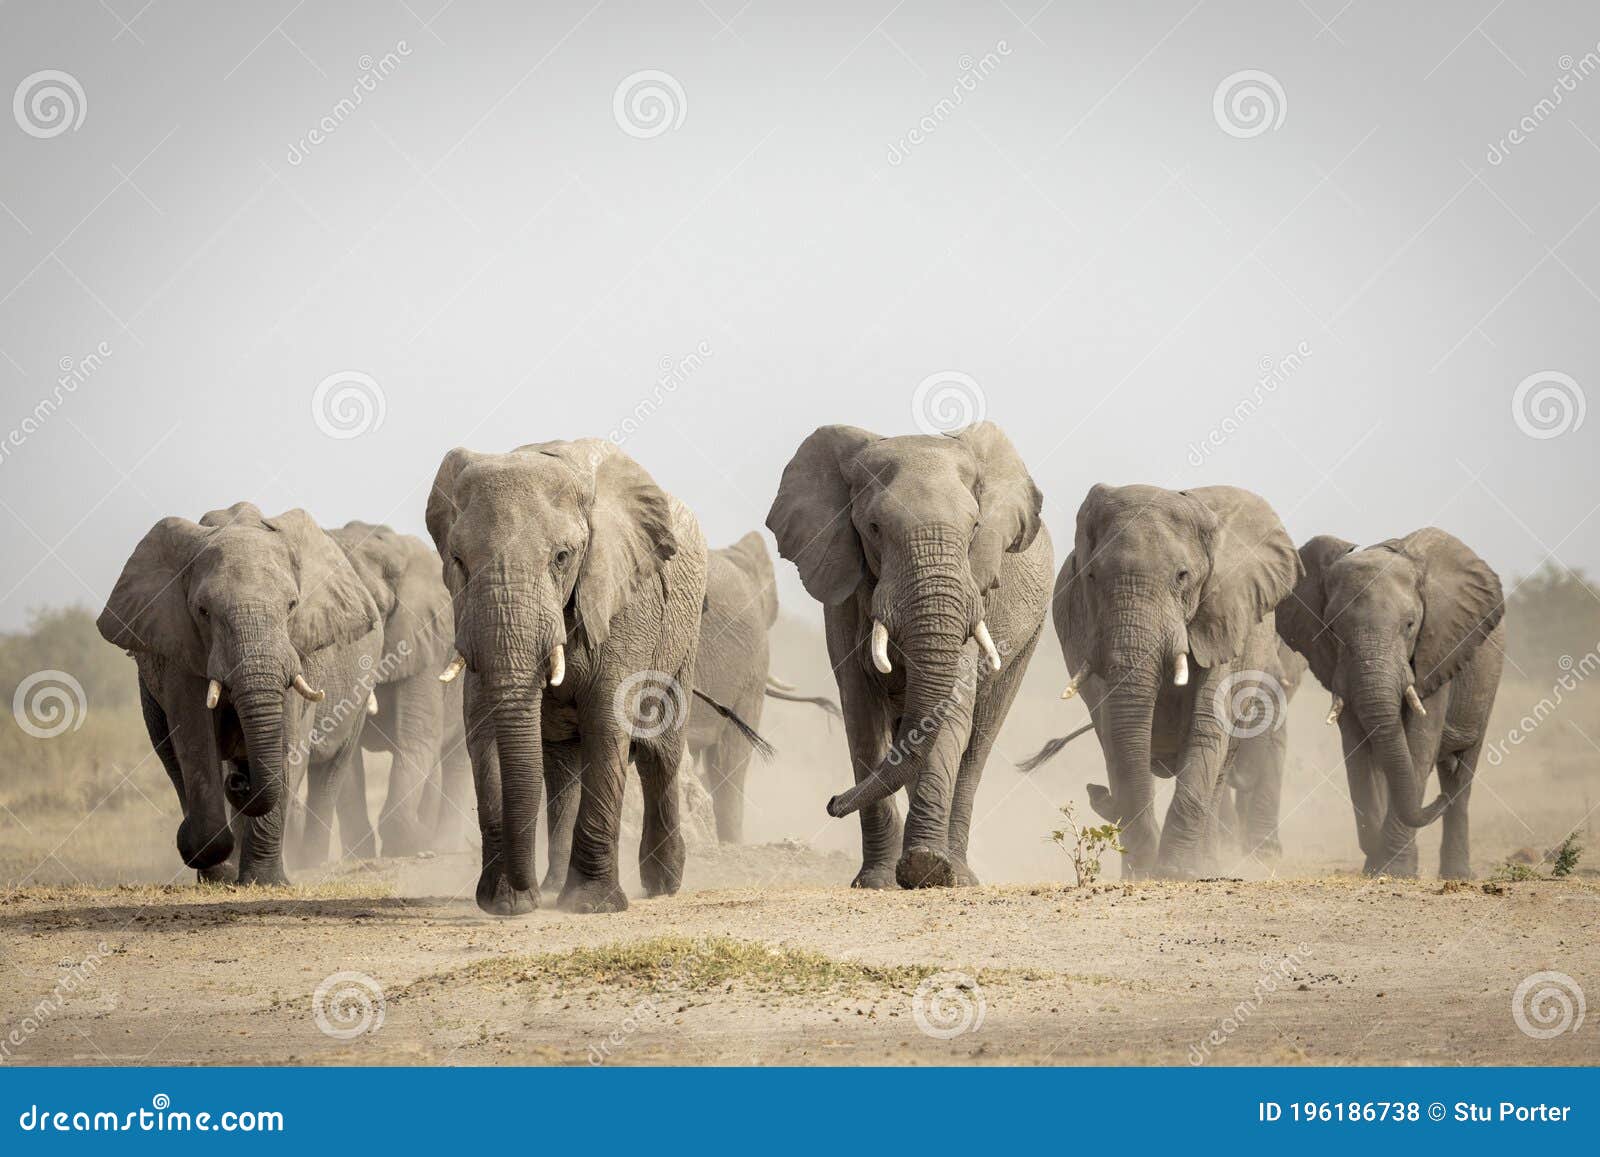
[426,439,710,916]
[96,503,382,885]
[326,521,472,859]
[766,422,1052,890]
[1218,639,1307,861]
[1033,484,1302,879]
[1276,529,1505,879]
[689,531,839,843]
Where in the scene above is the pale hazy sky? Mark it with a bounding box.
[1,0,1596,629]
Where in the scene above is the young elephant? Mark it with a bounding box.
[1276,530,1505,878]
[1219,639,1307,860]
[97,503,381,884]
[1045,484,1301,879]
[329,522,472,858]
[767,422,1052,890]
[691,531,838,843]
[426,440,706,916]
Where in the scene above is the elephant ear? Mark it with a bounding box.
[766,425,879,605]
[97,517,209,666]
[1186,486,1302,669]
[724,531,779,627]
[425,446,487,576]
[1274,534,1356,693]
[1052,551,1096,677]
[949,421,1043,593]
[330,521,403,620]
[555,441,678,648]
[1395,528,1504,698]
[264,509,381,655]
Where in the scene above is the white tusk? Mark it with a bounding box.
[547,644,565,688]
[1326,696,1343,726]
[366,691,379,716]
[1172,652,1189,687]
[1404,685,1427,716]
[973,620,1002,671]
[291,673,326,703]
[1061,670,1086,700]
[766,675,797,692]
[870,620,892,674]
[205,679,221,710]
[438,653,466,684]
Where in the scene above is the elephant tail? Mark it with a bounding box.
[1015,721,1096,772]
[763,677,842,719]
[692,689,777,760]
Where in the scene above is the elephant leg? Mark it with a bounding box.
[636,734,687,898]
[430,678,473,852]
[1336,715,1384,866]
[140,679,235,883]
[947,625,1041,886]
[898,656,979,889]
[1157,665,1230,879]
[827,631,901,889]
[1243,727,1286,861]
[336,744,377,859]
[703,729,753,844]
[541,739,582,894]
[377,676,439,856]
[1437,743,1478,879]
[557,728,629,914]
[297,759,340,868]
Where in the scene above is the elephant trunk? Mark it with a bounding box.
[231,685,286,818]
[1353,659,1447,829]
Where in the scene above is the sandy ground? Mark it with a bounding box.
[3,842,1597,1067]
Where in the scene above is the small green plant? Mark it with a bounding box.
[1492,861,1542,882]
[1048,801,1125,887]
[1551,834,1583,878]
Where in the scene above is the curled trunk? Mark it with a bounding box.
[232,686,285,817]
[1358,692,1447,828]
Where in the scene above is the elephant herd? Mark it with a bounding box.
[95,422,1505,914]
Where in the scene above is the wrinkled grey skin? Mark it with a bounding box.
[767,422,1052,890]
[427,440,706,916]
[1277,530,1505,879]
[327,522,472,859]
[1218,640,1306,861]
[689,532,837,842]
[1052,484,1302,879]
[98,503,381,885]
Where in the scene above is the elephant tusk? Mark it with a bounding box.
[973,620,1002,671]
[870,620,892,674]
[291,674,326,703]
[1404,685,1427,716]
[438,653,466,684]
[366,691,379,716]
[1172,652,1189,687]
[205,679,221,710]
[1061,669,1086,700]
[547,644,565,688]
[1325,696,1343,726]
[766,674,797,692]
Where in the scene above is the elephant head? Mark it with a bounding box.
[1060,484,1299,866]
[97,503,379,844]
[426,441,677,898]
[1276,529,1503,829]
[766,422,1042,817]
[332,521,454,681]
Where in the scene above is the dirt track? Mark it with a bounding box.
[4,843,1597,1067]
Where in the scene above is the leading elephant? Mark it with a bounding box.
[97,503,382,885]
[766,422,1052,889]
[690,531,838,843]
[1276,529,1505,878]
[426,439,707,916]
[1039,484,1301,879]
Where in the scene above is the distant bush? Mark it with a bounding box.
[1505,564,1600,679]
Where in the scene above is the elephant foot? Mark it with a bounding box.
[1364,852,1419,878]
[196,863,236,885]
[851,862,899,889]
[540,867,568,896]
[896,846,956,889]
[951,860,981,887]
[236,862,290,887]
[639,844,684,899]
[340,828,378,861]
[475,867,539,916]
[378,817,429,859]
[558,874,629,914]
[1152,858,1202,881]
[1439,859,1473,881]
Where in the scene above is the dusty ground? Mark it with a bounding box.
[3,843,1597,1067]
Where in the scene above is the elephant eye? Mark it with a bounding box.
[868,522,879,537]
[288,598,298,612]
[452,555,467,575]
[1176,568,1189,584]
[554,548,572,568]
[197,605,209,618]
